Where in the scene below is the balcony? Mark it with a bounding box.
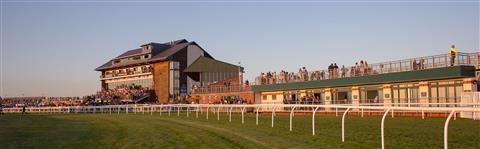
[100,71,152,80]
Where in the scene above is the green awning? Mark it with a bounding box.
[184,56,244,73]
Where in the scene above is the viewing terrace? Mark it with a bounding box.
[254,52,479,86]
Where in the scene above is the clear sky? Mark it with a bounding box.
[1,0,478,97]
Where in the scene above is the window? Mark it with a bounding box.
[133,56,141,60]
[144,54,149,58]
[272,95,277,100]
[262,95,267,100]
[113,60,120,64]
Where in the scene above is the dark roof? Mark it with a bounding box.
[95,39,214,71]
[149,42,190,62]
[115,48,143,59]
[95,59,150,71]
[184,56,243,73]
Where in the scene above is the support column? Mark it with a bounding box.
[419,81,430,107]
[351,86,360,106]
[382,85,392,107]
[324,88,332,111]
[351,86,360,111]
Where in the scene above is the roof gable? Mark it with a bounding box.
[184,56,243,73]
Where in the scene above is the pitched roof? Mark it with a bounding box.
[95,39,213,71]
[149,42,190,62]
[184,56,243,73]
[115,48,143,59]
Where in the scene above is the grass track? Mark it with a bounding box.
[0,112,479,148]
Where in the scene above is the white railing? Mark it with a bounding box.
[2,103,480,149]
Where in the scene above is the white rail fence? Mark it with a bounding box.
[2,103,480,149]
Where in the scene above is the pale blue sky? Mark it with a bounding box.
[1,0,478,97]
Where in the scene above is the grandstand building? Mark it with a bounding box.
[251,52,480,106]
[96,39,244,103]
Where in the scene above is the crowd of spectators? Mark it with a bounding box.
[0,85,153,108]
[256,60,377,85]
[96,84,153,104]
[0,96,92,108]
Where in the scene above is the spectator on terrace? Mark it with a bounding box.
[359,61,365,76]
[333,63,339,78]
[320,70,325,80]
[413,59,418,70]
[449,45,458,66]
[419,59,425,69]
[328,64,333,79]
[341,65,347,78]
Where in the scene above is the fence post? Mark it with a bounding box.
[381,109,391,149]
[312,106,320,136]
[290,106,297,131]
[271,106,277,128]
[229,106,233,122]
[391,109,394,118]
[342,108,351,142]
[177,106,180,117]
[159,105,162,116]
[187,105,190,117]
[168,105,171,117]
[241,106,246,124]
[422,110,425,119]
[336,107,338,117]
[196,105,199,118]
[206,106,210,120]
[361,108,364,117]
[444,111,455,149]
[256,106,260,125]
[217,106,220,121]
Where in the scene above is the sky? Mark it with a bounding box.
[0,0,478,97]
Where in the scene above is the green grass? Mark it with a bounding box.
[0,112,478,148]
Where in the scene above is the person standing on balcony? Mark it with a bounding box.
[449,44,458,66]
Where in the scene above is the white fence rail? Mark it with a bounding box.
[2,103,480,149]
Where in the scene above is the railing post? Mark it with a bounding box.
[422,110,425,119]
[290,106,297,131]
[168,105,171,117]
[206,106,210,120]
[444,111,455,149]
[241,106,246,124]
[381,109,391,149]
[256,106,261,125]
[361,108,364,117]
[229,106,233,122]
[196,105,199,118]
[336,107,338,117]
[312,106,320,136]
[187,105,190,117]
[391,109,394,118]
[160,105,163,116]
[177,106,180,117]
[271,106,277,128]
[342,108,351,142]
[217,106,220,121]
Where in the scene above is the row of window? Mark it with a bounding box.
[261,80,465,105]
[107,79,153,89]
